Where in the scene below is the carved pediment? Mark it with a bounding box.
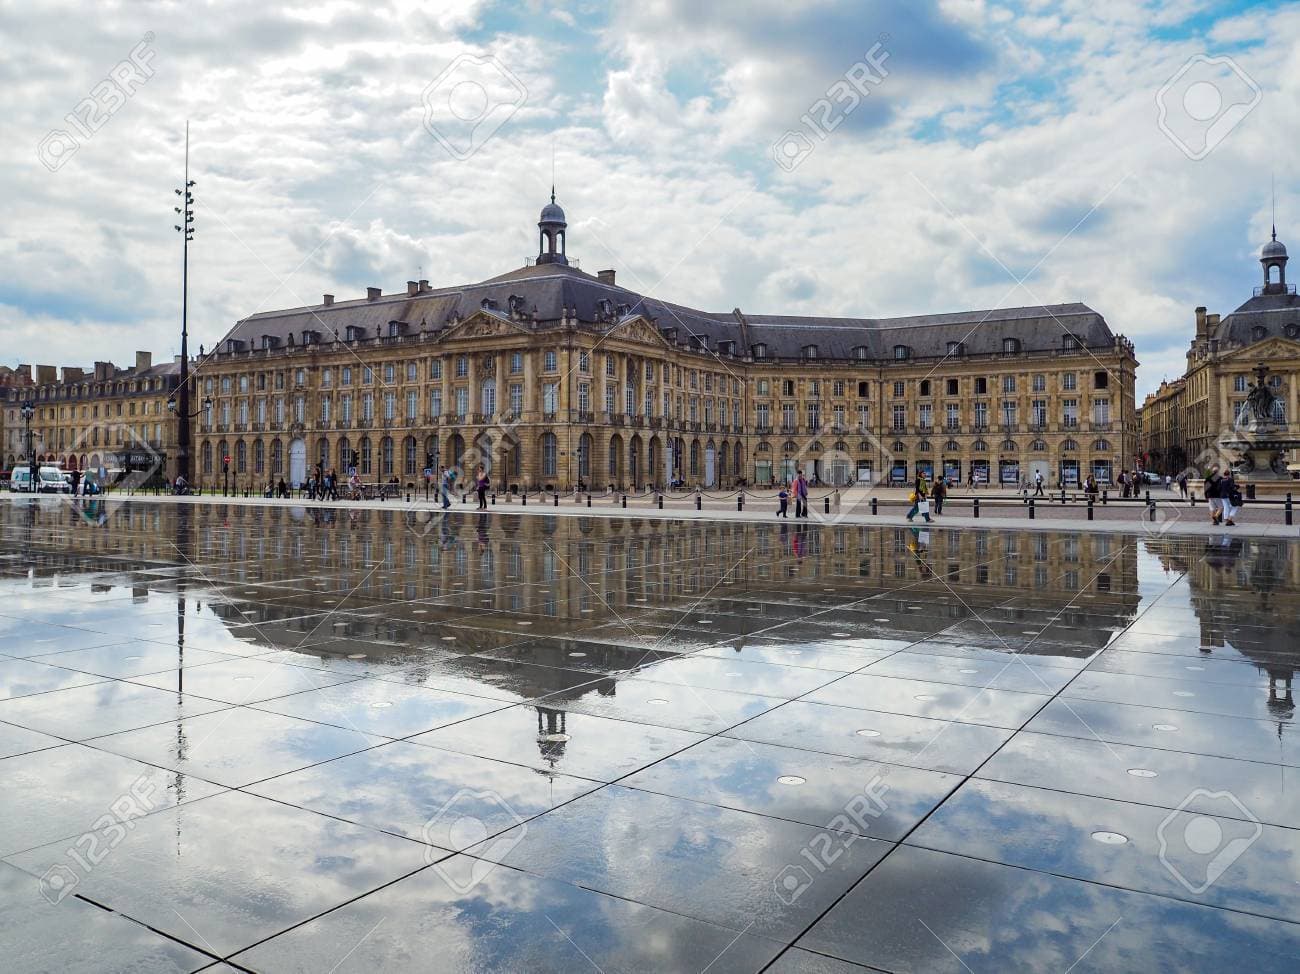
[1220,336,1300,361]
[439,311,531,343]
[608,315,669,348]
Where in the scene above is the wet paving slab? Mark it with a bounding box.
[1,499,1298,970]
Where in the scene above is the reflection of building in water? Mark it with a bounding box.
[9,503,1139,644]
[10,504,1136,616]
[536,707,569,769]
[1154,536,1298,733]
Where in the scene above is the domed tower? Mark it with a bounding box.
[537,188,568,266]
[1260,226,1289,295]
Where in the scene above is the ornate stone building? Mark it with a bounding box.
[1140,226,1300,476]
[187,196,1138,491]
[2,352,182,479]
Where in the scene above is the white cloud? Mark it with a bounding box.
[1,0,1297,401]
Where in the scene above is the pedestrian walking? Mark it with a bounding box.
[776,486,789,518]
[1033,470,1045,497]
[1204,466,1224,525]
[1220,469,1241,526]
[475,465,489,510]
[1177,472,1189,498]
[906,472,931,523]
[440,467,456,510]
[931,476,947,515]
[793,469,809,518]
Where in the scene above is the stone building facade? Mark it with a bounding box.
[1139,227,1300,476]
[178,196,1135,492]
[2,352,182,480]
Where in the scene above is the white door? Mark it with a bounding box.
[288,438,307,487]
[704,446,716,487]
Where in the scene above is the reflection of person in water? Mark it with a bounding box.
[907,527,934,580]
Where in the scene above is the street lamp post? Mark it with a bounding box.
[20,401,35,491]
[166,395,211,490]
[174,123,196,482]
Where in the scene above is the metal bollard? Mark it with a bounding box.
[871,496,877,515]
[553,492,559,507]
[406,491,411,503]
[737,495,743,511]
[1287,494,1293,526]
[695,495,702,511]
[522,491,527,506]
[1145,490,1151,504]
[1087,498,1094,521]
[1029,498,1035,519]
[658,494,664,510]
[1101,490,1108,505]
[621,495,627,509]
[1247,483,1257,501]
[587,494,592,508]
[973,497,980,518]
[492,492,496,505]
[824,496,830,514]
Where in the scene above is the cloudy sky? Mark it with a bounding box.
[3,0,1296,397]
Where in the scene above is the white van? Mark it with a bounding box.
[9,466,72,493]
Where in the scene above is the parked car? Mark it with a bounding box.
[9,466,73,493]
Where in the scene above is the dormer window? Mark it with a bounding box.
[893,345,910,360]
[947,341,965,356]
[1251,325,1267,341]
[262,335,279,350]
[802,344,818,360]
[752,343,767,359]
[853,345,868,360]
[1062,334,1081,351]
[346,326,365,342]
[1002,337,1020,354]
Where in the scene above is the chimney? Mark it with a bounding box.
[323,294,334,306]
[367,287,381,301]
[135,350,152,372]
[407,280,419,296]
[1194,306,1207,339]
[598,269,616,285]
[419,279,430,292]
[1207,313,1220,330]
[36,365,58,384]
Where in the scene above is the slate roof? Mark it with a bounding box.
[1212,291,1300,347]
[218,261,1122,361]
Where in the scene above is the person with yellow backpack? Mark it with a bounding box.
[906,472,932,523]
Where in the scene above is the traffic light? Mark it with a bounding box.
[350,450,359,468]
[425,452,434,469]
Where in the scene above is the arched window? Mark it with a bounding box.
[359,436,372,475]
[972,439,988,452]
[891,440,906,452]
[381,436,394,476]
[1062,438,1078,451]
[254,440,265,474]
[201,441,212,475]
[1031,439,1047,452]
[1001,439,1017,452]
[690,440,700,475]
[1092,438,1111,451]
[235,440,247,473]
[404,436,417,476]
[271,439,283,474]
[317,437,329,470]
[918,440,932,452]
[1002,337,1020,354]
[752,343,767,359]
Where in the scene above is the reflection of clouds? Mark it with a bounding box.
[247,741,596,843]
[411,706,706,781]
[9,790,431,958]
[911,780,1300,923]
[806,844,1300,973]
[1028,697,1300,766]
[235,855,780,972]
